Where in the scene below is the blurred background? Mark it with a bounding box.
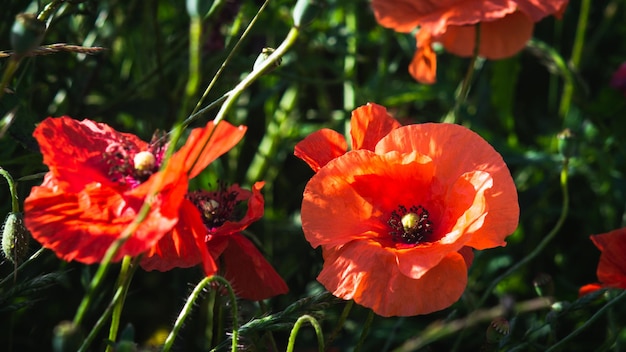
[1,0,626,350]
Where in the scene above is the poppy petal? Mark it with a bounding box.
[375,123,519,249]
[514,0,570,22]
[318,240,468,317]
[409,31,438,84]
[141,200,218,275]
[172,121,247,179]
[439,11,534,59]
[33,117,147,192]
[294,129,347,172]
[350,103,401,151]
[220,234,289,300]
[591,229,626,289]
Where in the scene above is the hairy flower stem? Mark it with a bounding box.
[286,315,325,352]
[559,0,591,119]
[545,290,626,351]
[163,275,239,352]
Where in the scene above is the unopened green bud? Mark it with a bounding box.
[186,0,214,18]
[2,212,30,265]
[485,317,509,343]
[11,13,46,56]
[557,128,577,159]
[293,0,322,28]
[253,47,281,72]
[52,321,83,352]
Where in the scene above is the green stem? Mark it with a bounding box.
[353,310,374,352]
[78,256,141,352]
[212,26,300,126]
[181,15,202,117]
[545,290,626,351]
[0,167,19,212]
[558,0,591,119]
[105,256,135,352]
[324,300,353,351]
[478,157,570,308]
[286,315,325,352]
[163,276,239,352]
[445,23,481,124]
[191,0,271,115]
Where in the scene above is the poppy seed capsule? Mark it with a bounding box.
[133,151,156,172]
[401,212,420,230]
[2,212,30,265]
[10,13,46,56]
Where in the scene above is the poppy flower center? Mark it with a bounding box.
[103,133,167,188]
[388,205,433,245]
[187,184,240,230]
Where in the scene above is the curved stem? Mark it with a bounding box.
[545,290,626,351]
[163,275,239,352]
[478,157,570,308]
[286,315,325,352]
[0,167,19,212]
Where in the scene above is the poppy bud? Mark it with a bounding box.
[253,47,281,72]
[292,0,321,28]
[52,321,83,352]
[533,272,554,298]
[2,212,30,265]
[10,13,46,56]
[485,317,510,344]
[557,128,577,159]
[186,0,214,18]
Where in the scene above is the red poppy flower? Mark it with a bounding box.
[579,228,626,296]
[24,117,246,273]
[371,0,569,83]
[141,182,289,300]
[295,103,519,316]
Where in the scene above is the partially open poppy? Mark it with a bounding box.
[371,0,569,83]
[24,117,246,272]
[579,228,626,296]
[295,103,519,316]
[141,182,289,300]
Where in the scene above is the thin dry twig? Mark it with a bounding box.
[0,43,107,58]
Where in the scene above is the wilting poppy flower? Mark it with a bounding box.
[371,0,569,83]
[579,228,626,296]
[295,103,519,316]
[142,182,288,300]
[24,117,246,273]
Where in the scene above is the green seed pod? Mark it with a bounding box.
[10,13,46,56]
[52,321,83,352]
[186,0,214,18]
[2,212,30,265]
